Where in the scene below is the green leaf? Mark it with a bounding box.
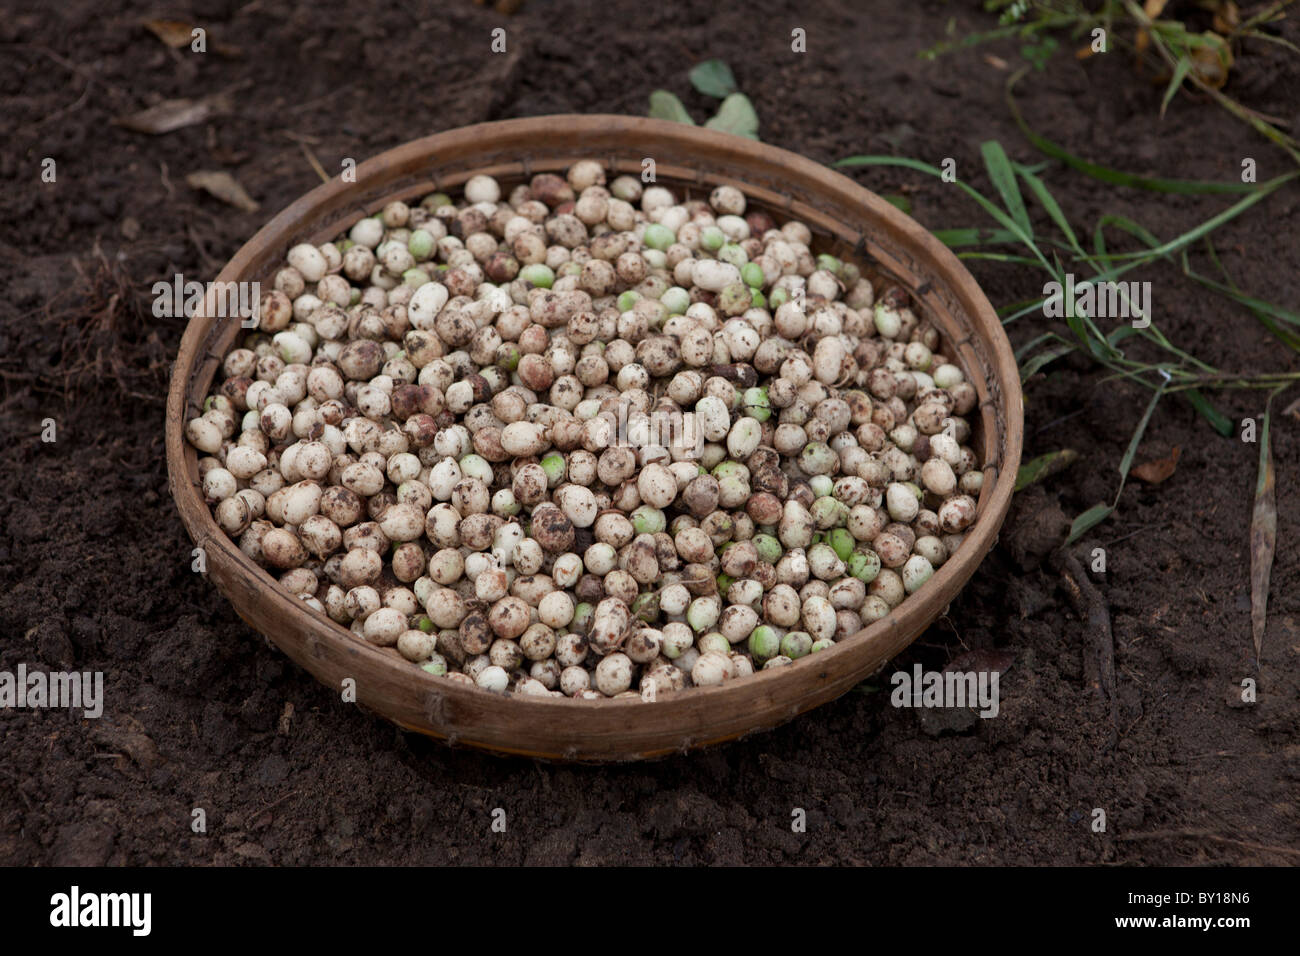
[1160,56,1194,117]
[981,140,1033,238]
[1015,449,1078,491]
[649,90,695,125]
[689,59,737,99]
[1066,504,1113,545]
[704,93,759,140]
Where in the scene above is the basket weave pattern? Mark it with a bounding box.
[168,116,1022,761]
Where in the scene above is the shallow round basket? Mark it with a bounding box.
[167,115,1023,762]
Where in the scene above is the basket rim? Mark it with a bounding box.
[166,114,1022,744]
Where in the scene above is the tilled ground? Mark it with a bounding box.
[1,0,1298,865]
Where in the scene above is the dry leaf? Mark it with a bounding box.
[141,18,195,48]
[142,18,242,56]
[1213,1,1240,35]
[114,93,231,134]
[90,714,162,770]
[1191,37,1232,90]
[185,170,259,212]
[1250,410,1277,661]
[1132,445,1181,484]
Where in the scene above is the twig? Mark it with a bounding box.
[281,130,323,145]
[284,82,356,115]
[257,789,300,815]
[298,142,330,184]
[1052,548,1120,750]
[2,43,131,99]
[34,76,92,130]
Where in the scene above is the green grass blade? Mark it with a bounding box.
[835,154,1054,273]
[1020,344,1075,379]
[981,140,1033,237]
[918,23,1026,60]
[956,252,1045,265]
[1185,242,1300,338]
[1001,298,1049,323]
[1185,268,1300,340]
[1094,172,1299,262]
[1014,330,1065,362]
[1015,165,1084,257]
[1107,324,1142,347]
[1016,449,1079,492]
[1066,503,1114,544]
[1066,375,1169,545]
[1093,214,1162,254]
[999,296,1048,318]
[1182,388,1234,436]
[835,155,939,175]
[933,227,1026,247]
[1117,376,1168,482]
[1007,71,1261,194]
[1160,56,1193,117]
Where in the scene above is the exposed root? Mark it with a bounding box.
[1052,548,1120,751]
[0,245,172,407]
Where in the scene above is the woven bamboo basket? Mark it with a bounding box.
[166,115,1023,761]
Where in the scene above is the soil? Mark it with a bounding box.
[2,0,1298,866]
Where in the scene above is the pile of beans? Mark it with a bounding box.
[185,160,983,699]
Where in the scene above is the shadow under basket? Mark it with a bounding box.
[166,115,1024,762]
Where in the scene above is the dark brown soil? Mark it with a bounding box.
[2,0,1298,866]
